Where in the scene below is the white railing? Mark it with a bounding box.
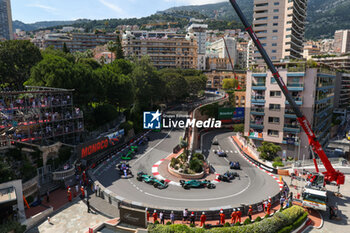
[22,176,39,197]
[52,167,75,181]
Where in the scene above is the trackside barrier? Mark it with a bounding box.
[232,137,278,174]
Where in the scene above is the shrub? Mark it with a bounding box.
[292,212,308,229]
[277,225,293,233]
[234,222,241,226]
[273,161,284,168]
[190,223,196,227]
[243,218,251,225]
[189,158,203,173]
[170,158,180,168]
[223,222,231,227]
[192,153,204,161]
[274,156,282,162]
[154,220,159,224]
[166,221,172,225]
[264,214,270,219]
[0,221,26,233]
[255,216,262,222]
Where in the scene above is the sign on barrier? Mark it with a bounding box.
[119,205,147,228]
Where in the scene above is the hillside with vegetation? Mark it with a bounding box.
[13,0,350,39]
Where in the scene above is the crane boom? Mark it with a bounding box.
[228,0,345,185]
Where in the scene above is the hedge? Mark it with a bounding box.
[0,221,26,233]
[277,212,308,233]
[148,206,307,233]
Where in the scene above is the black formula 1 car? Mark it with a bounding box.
[179,180,216,189]
[217,171,239,182]
[229,161,241,169]
[117,162,133,178]
[215,151,227,157]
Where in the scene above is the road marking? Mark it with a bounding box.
[130,129,173,166]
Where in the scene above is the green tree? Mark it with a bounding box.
[62,42,70,53]
[160,71,188,101]
[0,40,42,87]
[184,75,207,96]
[115,34,124,59]
[257,142,282,161]
[222,78,238,90]
[132,56,164,109]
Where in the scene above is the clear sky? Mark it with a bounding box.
[11,0,225,23]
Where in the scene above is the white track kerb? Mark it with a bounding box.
[230,137,284,190]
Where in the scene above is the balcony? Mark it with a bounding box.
[284,109,297,118]
[287,83,304,91]
[251,95,265,103]
[283,124,300,133]
[250,121,264,129]
[252,82,266,90]
[285,97,303,105]
[282,137,299,146]
[251,107,265,116]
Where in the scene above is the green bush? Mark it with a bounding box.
[292,212,308,229]
[274,156,282,162]
[273,161,284,168]
[243,218,251,225]
[255,216,262,222]
[189,158,203,173]
[170,158,180,168]
[0,221,26,233]
[223,222,231,227]
[154,220,159,224]
[120,120,133,134]
[166,221,172,225]
[234,222,241,226]
[264,214,270,219]
[277,225,293,233]
[148,206,307,233]
[190,223,196,227]
[192,153,204,161]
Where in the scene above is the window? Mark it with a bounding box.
[273,9,279,12]
[272,43,277,46]
[268,129,279,137]
[273,23,278,26]
[271,56,277,60]
[256,17,268,21]
[286,35,291,38]
[274,2,280,5]
[273,16,279,19]
[269,104,281,111]
[273,30,278,33]
[270,91,281,97]
[256,3,268,7]
[272,50,277,53]
[258,37,267,40]
[268,117,280,124]
[272,36,278,40]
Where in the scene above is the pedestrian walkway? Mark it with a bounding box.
[87,192,119,219]
[27,200,108,233]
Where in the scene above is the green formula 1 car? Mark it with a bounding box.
[121,150,135,160]
[179,180,216,189]
[136,172,168,189]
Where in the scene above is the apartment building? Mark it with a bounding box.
[187,20,208,70]
[0,0,13,40]
[313,55,350,71]
[334,72,350,110]
[253,0,308,62]
[205,70,246,91]
[334,30,350,54]
[303,41,321,60]
[244,62,336,160]
[42,33,118,52]
[122,30,197,70]
[207,37,237,68]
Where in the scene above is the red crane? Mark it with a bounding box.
[228,0,345,186]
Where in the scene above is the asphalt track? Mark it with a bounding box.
[95,129,280,210]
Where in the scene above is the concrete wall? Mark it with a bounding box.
[0,179,26,223]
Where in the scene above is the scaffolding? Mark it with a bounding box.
[0,86,84,147]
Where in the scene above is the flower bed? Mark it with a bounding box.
[148,206,307,233]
